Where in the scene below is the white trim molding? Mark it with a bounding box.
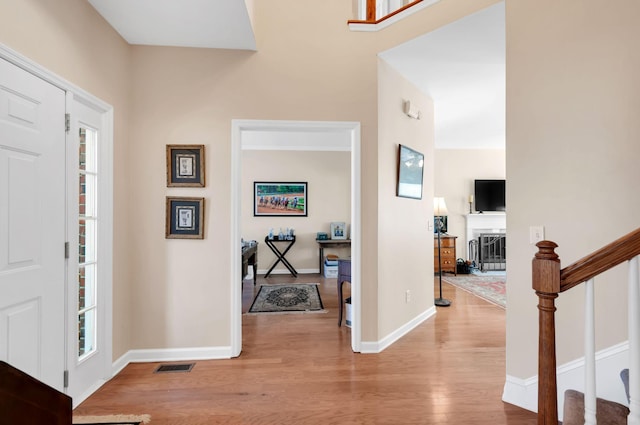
[112,346,234,377]
[360,307,436,353]
[502,341,630,421]
[231,119,362,355]
[502,375,538,414]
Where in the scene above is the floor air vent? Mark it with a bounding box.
[154,363,195,373]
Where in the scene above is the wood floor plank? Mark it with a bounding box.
[74,273,537,424]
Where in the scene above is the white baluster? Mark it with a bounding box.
[376,0,387,19]
[585,278,597,425]
[629,256,640,425]
[358,0,367,20]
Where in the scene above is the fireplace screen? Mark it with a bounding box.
[478,233,506,271]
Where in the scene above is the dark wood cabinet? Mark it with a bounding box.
[0,361,71,425]
[435,235,457,275]
[338,259,351,327]
[242,242,258,285]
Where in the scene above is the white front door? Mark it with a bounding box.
[0,57,66,390]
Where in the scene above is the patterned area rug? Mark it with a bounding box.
[73,414,150,424]
[442,273,506,308]
[248,283,325,314]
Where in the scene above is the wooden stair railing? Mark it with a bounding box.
[347,0,424,25]
[533,228,640,425]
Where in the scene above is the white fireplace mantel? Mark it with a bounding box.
[465,213,506,258]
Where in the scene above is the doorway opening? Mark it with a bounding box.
[230,120,362,355]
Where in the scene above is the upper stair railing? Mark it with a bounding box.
[533,228,640,424]
[348,0,425,25]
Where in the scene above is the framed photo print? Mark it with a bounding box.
[253,182,307,217]
[166,144,205,187]
[330,222,346,240]
[396,144,424,200]
[434,215,448,234]
[166,197,205,239]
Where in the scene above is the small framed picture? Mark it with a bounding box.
[166,197,205,239]
[434,215,448,234]
[166,145,205,187]
[330,222,347,240]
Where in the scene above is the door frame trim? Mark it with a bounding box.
[230,119,362,355]
[65,91,114,407]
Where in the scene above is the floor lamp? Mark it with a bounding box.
[434,197,451,307]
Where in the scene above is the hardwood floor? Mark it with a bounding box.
[74,273,537,424]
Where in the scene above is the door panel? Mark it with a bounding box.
[0,299,40,374]
[7,153,38,266]
[0,58,66,390]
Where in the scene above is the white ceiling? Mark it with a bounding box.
[380,2,505,149]
[87,0,256,50]
[86,1,504,150]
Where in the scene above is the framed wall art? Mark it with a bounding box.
[254,182,307,217]
[166,144,205,187]
[434,215,448,234]
[330,222,346,240]
[396,144,424,200]
[166,197,205,239]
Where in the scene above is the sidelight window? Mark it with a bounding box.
[78,126,98,359]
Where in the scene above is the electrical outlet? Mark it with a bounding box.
[530,226,545,244]
[405,290,411,303]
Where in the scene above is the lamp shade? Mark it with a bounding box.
[434,197,448,216]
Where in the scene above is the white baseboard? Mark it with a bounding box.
[503,341,630,421]
[112,346,233,377]
[72,379,108,409]
[108,310,437,365]
[360,306,436,353]
[502,375,538,413]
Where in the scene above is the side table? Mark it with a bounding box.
[317,239,351,275]
[434,235,457,275]
[264,235,297,278]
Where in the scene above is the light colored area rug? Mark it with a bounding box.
[442,273,506,308]
[247,283,325,314]
[73,414,150,424]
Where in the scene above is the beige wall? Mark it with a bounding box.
[0,0,503,357]
[241,150,351,273]
[12,0,638,407]
[126,0,494,348]
[0,0,133,359]
[434,149,505,259]
[378,59,435,337]
[126,3,376,347]
[506,0,640,378]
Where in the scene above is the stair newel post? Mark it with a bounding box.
[533,241,561,425]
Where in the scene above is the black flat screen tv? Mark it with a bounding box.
[474,179,506,212]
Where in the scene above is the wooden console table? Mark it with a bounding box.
[317,239,351,274]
